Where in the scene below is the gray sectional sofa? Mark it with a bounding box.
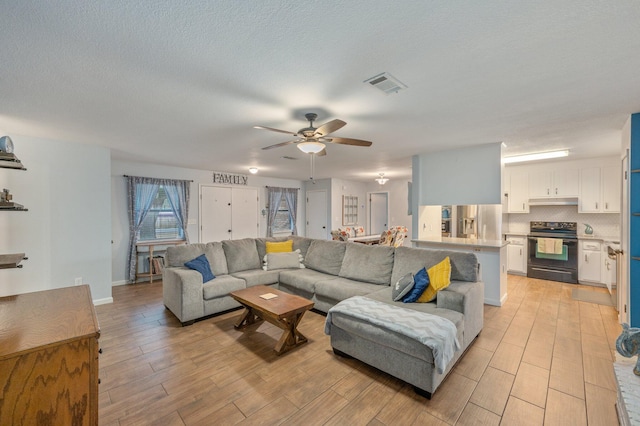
[162,236,484,397]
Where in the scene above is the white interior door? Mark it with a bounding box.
[306,190,327,239]
[231,187,259,239]
[369,192,389,235]
[200,186,232,242]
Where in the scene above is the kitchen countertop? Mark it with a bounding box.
[412,237,508,249]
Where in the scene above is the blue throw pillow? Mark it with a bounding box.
[184,254,215,282]
[402,267,430,303]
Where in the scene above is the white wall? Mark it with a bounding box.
[111,160,305,284]
[366,178,413,239]
[0,134,112,302]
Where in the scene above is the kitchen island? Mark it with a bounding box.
[412,237,508,306]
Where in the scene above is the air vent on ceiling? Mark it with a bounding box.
[281,156,297,160]
[364,72,407,95]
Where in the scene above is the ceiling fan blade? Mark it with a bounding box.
[314,119,346,137]
[326,137,373,147]
[261,140,297,150]
[253,125,298,136]
[317,148,327,157]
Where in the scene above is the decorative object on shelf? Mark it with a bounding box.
[375,173,389,185]
[0,136,13,153]
[616,323,640,376]
[584,223,593,235]
[0,188,24,209]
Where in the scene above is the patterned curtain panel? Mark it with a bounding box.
[125,176,191,282]
[266,187,283,237]
[282,188,299,236]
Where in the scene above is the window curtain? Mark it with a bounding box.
[266,187,283,237]
[157,178,190,243]
[282,188,299,235]
[125,176,191,282]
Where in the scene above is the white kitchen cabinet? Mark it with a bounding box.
[529,169,579,198]
[602,251,615,291]
[579,167,601,213]
[579,165,621,213]
[507,170,529,213]
[579,240,602,283]
[506,236,527,274]
[602,165,621,212]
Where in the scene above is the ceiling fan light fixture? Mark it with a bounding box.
[297,141,326,154]
[375,173,389,185]
[248,167,258,174]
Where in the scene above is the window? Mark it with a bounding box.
[138,185,184,241]
[271,198,293,235]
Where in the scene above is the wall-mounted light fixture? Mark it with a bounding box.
[375,173,389,185]
[502,150,569,164]
[248,167,259,174]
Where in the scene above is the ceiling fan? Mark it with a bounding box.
[254,113,373,156]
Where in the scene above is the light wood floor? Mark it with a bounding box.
[95,275,621,425]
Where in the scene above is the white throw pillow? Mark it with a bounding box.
[263,249,305,271]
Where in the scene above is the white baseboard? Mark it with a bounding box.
[93,297,113,306]
[112,280,128,287]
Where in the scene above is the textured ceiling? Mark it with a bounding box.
[1,1,639,181]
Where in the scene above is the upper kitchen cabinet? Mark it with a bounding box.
[579,165,621,213]
[507,170,529,213]
[529,169,579,198]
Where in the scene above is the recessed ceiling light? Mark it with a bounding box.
[502,150,569,164]
[248,167,258,174]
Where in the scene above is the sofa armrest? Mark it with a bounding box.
[163,267,204,324]
[437,280,484,347]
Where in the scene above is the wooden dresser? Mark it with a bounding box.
[0,285,100,425]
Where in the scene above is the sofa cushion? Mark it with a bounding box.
[315,277,384,302]
[223,238,261,273]
[392,272,415,301]
[279,268,337,294]
[266,240,293,253]
[255,237,289,261]
[231,269,280,287]
[417,257,452,303]
[339,243,394,285]
[166,243,206,267]
[290,236,313,258]
[202,275,246,300]
[391,247,478,285]
[184,254,215,283]
[304,240,347,275]
[263,251,304,270]
[204,242,229,276]
[402,267,430,303]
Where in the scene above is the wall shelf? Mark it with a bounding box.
[0,253,27,269]
[1,156,28,268]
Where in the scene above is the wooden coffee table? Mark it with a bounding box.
[229,285,314,355]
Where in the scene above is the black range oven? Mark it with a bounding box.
[527,221,578,284]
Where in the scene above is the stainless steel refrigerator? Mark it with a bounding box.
[455,204,501,240]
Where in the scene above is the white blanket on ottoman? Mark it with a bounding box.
[325,296,460,374]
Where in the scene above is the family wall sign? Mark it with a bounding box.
[212,171,248,185]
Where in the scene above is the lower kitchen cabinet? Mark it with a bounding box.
[507,236,527,274]
[579,240,602,283]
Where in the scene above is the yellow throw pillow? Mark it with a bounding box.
[417,257,451,303]
[266,240,293,253]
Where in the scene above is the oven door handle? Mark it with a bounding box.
[530,267,573,275]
